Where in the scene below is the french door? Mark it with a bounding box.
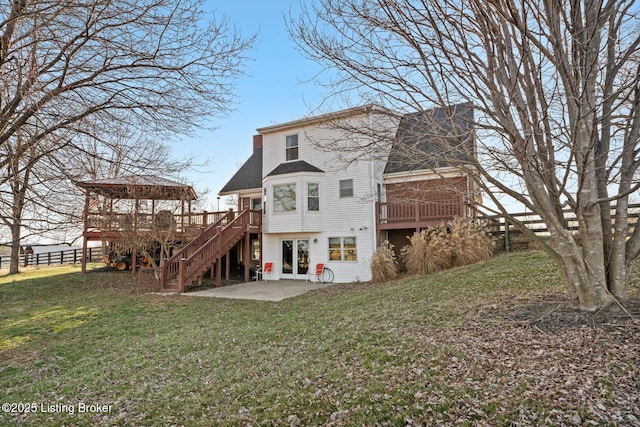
[281,239,309,279]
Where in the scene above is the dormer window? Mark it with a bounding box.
[286,134,298,161]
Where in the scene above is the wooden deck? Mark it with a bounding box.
[376,200,473,231]
[83,210,230,240]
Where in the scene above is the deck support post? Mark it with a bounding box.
[81,189,90,273]
[243,228,251,282]
[178,258,185,292]
[216,256,222,286]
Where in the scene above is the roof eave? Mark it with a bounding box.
[256,104,390,134]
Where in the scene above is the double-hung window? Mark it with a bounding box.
[339,179,353,198]
[286,134,299,161]
[307,183,319,211]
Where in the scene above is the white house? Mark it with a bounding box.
[219,103,477,283]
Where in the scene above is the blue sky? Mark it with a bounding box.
[177,0,330,210]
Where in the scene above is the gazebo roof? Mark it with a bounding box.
[76,175,197,201]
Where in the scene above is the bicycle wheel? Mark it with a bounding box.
[320,267,334,283]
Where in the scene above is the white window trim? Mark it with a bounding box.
[307,182,319,212]
[273,183,296,213]
[328,236,357,262]
[339,179,354,198]
[285,134,299,161]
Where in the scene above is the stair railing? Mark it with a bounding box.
[176,208,257,291]
[161,210,235,288]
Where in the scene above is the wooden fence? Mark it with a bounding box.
[0,247,104,269]
[478,203,639,251]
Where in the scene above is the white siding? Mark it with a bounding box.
[260,110,397,283]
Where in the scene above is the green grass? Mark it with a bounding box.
[0,252,638,426]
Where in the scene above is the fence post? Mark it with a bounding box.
[60,251,64,264]
[504,217,510,252]
[73,249,77,264]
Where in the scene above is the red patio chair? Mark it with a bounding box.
[306,263,325,283]
[255,262,273,281]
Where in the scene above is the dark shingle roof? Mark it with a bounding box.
[266,160,324,176]
[219,147,263,194]
[384,102,475,174]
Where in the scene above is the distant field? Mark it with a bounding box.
[1,251,638,426]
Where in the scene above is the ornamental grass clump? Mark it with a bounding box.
[401,227,452,275]
[402,218,494,275]
[448,217,495,267]
[370,240,398,283]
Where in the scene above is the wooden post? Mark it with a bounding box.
[131,250,137,273]
[81,189,90,273]
[178,258,185,292]
[181,201,185,231]
[225,250,230,281]
[258,227,263,274]
[134,199,139,232]
[504,217,510,252]
[215,256,221,286]
[244,228,251,282]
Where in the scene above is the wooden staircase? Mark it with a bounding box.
[159,208,261,292]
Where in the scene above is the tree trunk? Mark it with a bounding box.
[9,223,21,274]
[574,202,616,310]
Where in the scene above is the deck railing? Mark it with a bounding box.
[161,208,261,291]
[377,199,468,227]
[85,210,229,234]
[160,210,236,288]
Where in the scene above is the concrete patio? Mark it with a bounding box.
[182,279,336,302]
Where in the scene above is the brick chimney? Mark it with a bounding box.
[253,134,263,152]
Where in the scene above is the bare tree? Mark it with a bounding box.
[0,122,201,274]
[0,0,253,273]
[291,0,640,311]
[1,0,253,157]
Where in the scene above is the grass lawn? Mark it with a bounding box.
[1,252,638,426]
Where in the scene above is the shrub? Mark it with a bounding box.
[401,218,494,275]
[448,217,495,267]
[401,227,452,275]
[370,240,398,283]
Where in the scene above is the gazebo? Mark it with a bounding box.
[76,175,211,273]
